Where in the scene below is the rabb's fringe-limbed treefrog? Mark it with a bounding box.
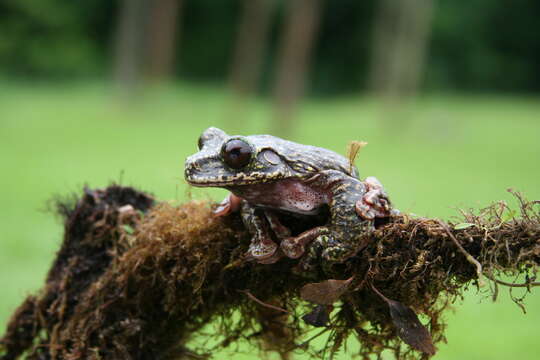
[185,127,393,269]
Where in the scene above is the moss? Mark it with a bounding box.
[1,187,539,360]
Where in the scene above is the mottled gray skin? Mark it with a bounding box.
[185,127,391,268]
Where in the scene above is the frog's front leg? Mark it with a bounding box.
[214,194,285,264]
[240,202,281,264]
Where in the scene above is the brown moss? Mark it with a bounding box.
[1,187,539,360]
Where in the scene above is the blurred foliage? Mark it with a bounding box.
[0,0,539,93]
[0,0,116,78]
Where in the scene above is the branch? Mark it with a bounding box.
[1,186,538,360]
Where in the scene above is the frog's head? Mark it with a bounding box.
[185,127,296,187]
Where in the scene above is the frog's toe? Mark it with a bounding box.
[355,201,376,220]
[256,248,284,264]
[355,178,392,220]
[213,193,243,217]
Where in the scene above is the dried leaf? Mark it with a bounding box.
[388,299,436,355]
[300,277,353,305]
[371,285,436,355]
[346,141,368,175]
[302,305,332,327]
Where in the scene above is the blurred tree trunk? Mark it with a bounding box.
[226,0,275,129]
[114,0,182,98]
[113,0,149,97]
[369,0,433,126]
[145,0,183,82]
[229,0,275,97]
[271,0,322,137]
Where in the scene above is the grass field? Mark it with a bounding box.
[1,82,539,359]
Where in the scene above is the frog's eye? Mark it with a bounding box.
[197,135,205,150]
[222,139,252,169]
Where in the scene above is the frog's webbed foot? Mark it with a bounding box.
[214,193,243,216]
[246,235,281,264]
[355,176,392,220]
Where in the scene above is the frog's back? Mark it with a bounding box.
[247,134,359,178]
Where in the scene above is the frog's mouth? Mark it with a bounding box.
[186,173,283,187]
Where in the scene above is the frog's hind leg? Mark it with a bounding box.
[294,233,358,273]
[297,171,376,273]
[280,226,330,259]
[241,202,280,264]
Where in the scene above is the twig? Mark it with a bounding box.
[237,290,290,314]
[484,273,540,288]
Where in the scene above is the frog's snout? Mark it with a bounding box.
[184,155,201,183]
[184,153,230,186]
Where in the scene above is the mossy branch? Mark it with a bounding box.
[1,186,539,360]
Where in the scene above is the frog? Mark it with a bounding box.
[184,127,392,269]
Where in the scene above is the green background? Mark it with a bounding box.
[1,83,539,358]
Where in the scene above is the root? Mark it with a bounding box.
[437,219,486,287]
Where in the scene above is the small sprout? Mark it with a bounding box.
[501,209,517,223]
[122,224,135,234]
